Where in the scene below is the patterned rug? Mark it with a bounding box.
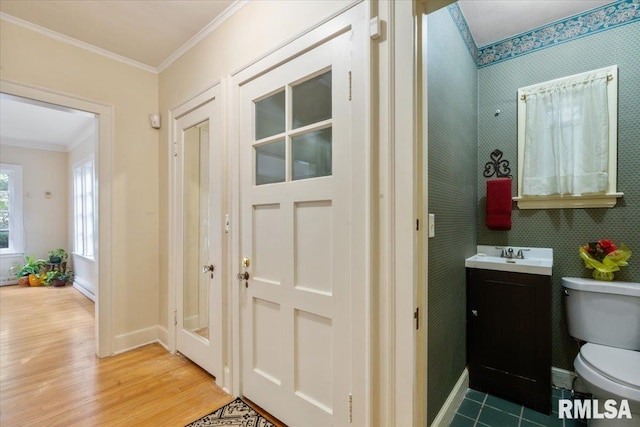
[185,398,276,427]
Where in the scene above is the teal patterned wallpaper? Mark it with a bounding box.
[426,6,478,425]
[477,21,640,370]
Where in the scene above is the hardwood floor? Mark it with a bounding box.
[0,285,233,427]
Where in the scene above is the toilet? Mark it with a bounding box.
[563,277,640,426]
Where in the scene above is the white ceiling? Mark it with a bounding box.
[457,0,613,47]
[0,94,96,152]
[0,0,237,71]
[0,1,617,148]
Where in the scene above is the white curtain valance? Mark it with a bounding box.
[522,69,610,196]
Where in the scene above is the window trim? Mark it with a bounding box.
[0,163,24,255]
[515,65,621,209]
[72,155,95,260]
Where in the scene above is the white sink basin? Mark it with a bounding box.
[465,245,553,276]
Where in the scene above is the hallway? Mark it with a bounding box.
[0,285,231,426]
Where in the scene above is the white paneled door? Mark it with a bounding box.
[239,32,355,426]
[175,96,223,380]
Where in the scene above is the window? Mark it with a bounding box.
[73,157,95,259]
[515,65,621,209]
[254,69,332,186]
[0,164,24,254]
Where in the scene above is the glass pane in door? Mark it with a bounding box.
[292,71,332,129]
[292,128,332,180]
[255,90,286,140]
[183,120,210,341]
[255,139,286,185]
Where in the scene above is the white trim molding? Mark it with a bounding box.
[0,12,156,74]
[431,368,469,427]
[113,326,165,355]
[73,278,96,301]
[2,1,249,75]
[156,0,249,73]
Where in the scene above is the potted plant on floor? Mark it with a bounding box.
[48,248,68,265]
[16,255,46,286]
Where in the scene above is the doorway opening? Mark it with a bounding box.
[1,78,114,357]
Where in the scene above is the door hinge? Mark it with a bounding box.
[414,307,420,330]
[172,141,178,157]
[348,393,353,423]
[173,310,177,326]
[348,71,352,101]
[416,219,420,231]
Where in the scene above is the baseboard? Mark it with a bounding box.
[552,366,589,393]
[73,278,96,302]
[223,367,232,394]
[113,326,166,355]
[0,278,17,286]
[431,368,469,427]
[156,326,169,350]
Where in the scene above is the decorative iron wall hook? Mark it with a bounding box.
[483,149,512,178]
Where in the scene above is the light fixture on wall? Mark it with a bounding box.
[149,113,161,129]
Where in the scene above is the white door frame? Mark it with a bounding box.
[229,2,370,424]
[1,77,114,358]
[168,83,225,387]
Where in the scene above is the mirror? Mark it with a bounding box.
[182,120,210,341]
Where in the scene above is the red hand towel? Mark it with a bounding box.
[486,178,512,230]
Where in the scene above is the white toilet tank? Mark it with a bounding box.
[563,277,640,351]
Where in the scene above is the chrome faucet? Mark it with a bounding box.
[500,247,527,259]
[501,247,514,258]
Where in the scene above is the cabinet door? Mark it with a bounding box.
[467,268,551,414]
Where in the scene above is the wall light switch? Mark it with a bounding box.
[428,213,435,238]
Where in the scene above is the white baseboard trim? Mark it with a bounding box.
[113,326,166,355]
[223,367,232,394]
[0,278,17,286]
[552,366,590,393]
[431,368,469,427]
[156,326,169,350]
[73,279,96,302]
[552,366,576,390]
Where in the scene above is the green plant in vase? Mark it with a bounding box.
[48,248,68,264]
[43,270,60,287]
[16,255,46,286]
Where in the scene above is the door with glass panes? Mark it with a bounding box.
[239,32,353,426]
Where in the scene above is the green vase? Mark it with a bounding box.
[592,270,614,281]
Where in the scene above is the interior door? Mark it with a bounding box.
[176,99,222,379]
[239,33,352,426]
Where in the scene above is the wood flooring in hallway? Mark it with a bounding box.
[0,285,232,427]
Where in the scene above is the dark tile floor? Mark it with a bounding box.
[451,388,588,427]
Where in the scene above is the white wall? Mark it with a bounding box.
[158,0,352,337]
[68,132,98,298]
[0,144,68,283]
[1,20,160,350]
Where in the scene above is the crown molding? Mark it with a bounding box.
[156,0,249,73]
[1,0,248,75]
[0,12,157,74]
[67,120,96,152]
[1,137,68,152]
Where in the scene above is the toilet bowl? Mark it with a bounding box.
[563,277,640,426]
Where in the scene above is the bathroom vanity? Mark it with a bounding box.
[466,246,552,414]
